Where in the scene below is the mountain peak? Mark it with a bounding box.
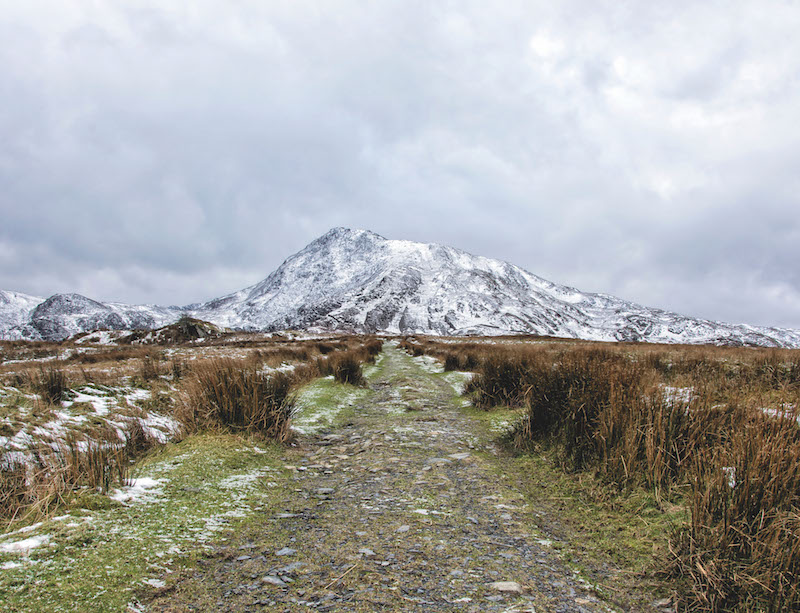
[311,227,385,245]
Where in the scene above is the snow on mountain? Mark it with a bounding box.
[0,290,44,340]
[2,228,799,347]
[0,293,182,341]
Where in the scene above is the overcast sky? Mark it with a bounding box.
[1,1,799,328]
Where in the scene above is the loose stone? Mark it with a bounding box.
[490,581,523,594]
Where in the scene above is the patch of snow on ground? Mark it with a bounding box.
[759,405,799,424]
[292,381,365,434]
[140,413,183,444]
[218,468,273,489]
[74,330,130,345]
[110,478,165,505]
[442,371,473,395]
[125,388,152,403]
[722,466,737,488]
[411,354,444,374]
[62,389,114,415]
[662,385,695,404]
[0,534,50,554]
[3,383,179,472]
[488,415,517,435]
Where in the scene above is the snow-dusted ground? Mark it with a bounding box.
[292,376,369,434]
[73,330,132,345]
[0,439,283,611]
[759,404,800,424]
[661,385,695,405]
[0,383,182,470]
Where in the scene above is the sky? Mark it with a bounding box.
[1,1,799,328]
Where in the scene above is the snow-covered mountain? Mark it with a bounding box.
[2,228,799,347]
[0,292,181,341]
[190,228,800,347]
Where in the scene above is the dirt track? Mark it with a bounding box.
[149,345,629,612]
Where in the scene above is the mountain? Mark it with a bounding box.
[0,292,182,341]
[190,228,800,347]
[2,228,799,347]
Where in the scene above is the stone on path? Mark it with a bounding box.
[275,547,297,556]
[489,581,524,594]
[426,457,452,465]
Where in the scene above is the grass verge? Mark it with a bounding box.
[0,434,292,613]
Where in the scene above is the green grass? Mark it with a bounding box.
[292,376,372,433]
[465,416,687,606]
[0,434,293,612]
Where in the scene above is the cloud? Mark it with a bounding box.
[1,1,799,327]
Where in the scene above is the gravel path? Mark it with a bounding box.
[149,345,616,612]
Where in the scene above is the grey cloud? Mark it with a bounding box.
[1,1,799,328]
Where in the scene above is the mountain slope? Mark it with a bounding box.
[0,290,45,340]
[2,228,799,346]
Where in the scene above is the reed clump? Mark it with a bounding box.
[33,366,69,406]
[670,407,800,611]
[178,360,295,442]
[1,427,139,522]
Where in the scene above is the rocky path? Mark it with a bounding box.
[149,346,616,612]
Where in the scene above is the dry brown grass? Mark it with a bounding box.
[177,359,295,442]
[0,424,155,523]
[1,334,385,525]
[176,337,382,440]
[32,365,69,406]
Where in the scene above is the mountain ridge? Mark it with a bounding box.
[2,228,799,347]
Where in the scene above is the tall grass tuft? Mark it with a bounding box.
[33,366,68,405]
[1,428,132,522]
[139,353,161,381]
[671,407,800,611]
[179,360,295,442]
[331,354,366,386]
